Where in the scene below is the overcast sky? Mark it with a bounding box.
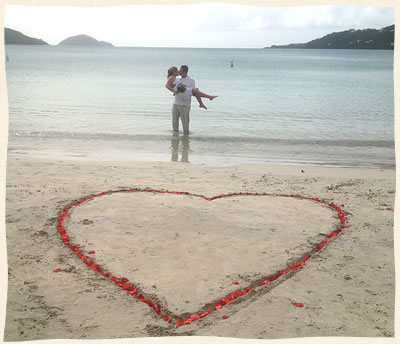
[5,4,395,48]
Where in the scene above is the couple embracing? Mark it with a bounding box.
[166,65,217,135]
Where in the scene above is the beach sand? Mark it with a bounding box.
[3,154,395,340]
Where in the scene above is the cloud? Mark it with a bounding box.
[5,4,395,48]
[238,15,271,32]
[275,5,394,30]
[186,4,394,35]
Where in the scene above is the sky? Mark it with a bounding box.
[5,4,395,48]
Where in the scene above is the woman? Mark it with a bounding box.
[165,66,217,110]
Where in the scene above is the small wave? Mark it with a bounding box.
[8,130,395,148]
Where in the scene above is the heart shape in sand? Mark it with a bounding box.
[56,189,347,327]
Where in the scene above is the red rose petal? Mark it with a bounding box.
[176,319,185,326]
[53,267,61,272]
[200,311,211,318]
[222,315,230,319]
[189,314,200,321]
[293,302,304,307]
[128,289,138,295]
[232,281,239,285]
[88,250,96,254]
[214,302,222,310]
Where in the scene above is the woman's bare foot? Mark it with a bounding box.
[208,95,218,100]
[200,103,207,110]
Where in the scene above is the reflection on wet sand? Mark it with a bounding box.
[171,134,190,162]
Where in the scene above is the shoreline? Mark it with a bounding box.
[7,148,396,170]
[7,129,396,170]
[4,153,395,340]
[6,149,397,170]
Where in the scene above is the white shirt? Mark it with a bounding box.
[173,75,195,108]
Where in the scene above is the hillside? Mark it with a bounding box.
[58,34,113,47]
[5,28,49,45]
[267,24,394,50]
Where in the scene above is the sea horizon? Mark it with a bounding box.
[5,43,396,51]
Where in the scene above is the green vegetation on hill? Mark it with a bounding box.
[267,25,394,50]
[5,28,49,45]
[58,34,113,46]
[4,29,114,47]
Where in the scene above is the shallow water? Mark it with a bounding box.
[5,45,395,167]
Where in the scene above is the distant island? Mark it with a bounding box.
[266,24,394,50]
[5,28,113,47]
[58,34,113,47]
[5,28,49,45]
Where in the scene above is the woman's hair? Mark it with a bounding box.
[167,66,178,78]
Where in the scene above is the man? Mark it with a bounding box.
[172,65,195,135]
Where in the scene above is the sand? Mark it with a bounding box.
[3,154,395,340]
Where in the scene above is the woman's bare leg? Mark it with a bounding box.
[192,88,218,110]
[192,88,207,109]
[193,88,217,100]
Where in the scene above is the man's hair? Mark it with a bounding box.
[180,65,189,73]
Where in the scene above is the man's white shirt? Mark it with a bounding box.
[173,76,195,108]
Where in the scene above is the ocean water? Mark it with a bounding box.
[5,45,395,168]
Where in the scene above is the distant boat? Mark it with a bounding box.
[230,60,234,68]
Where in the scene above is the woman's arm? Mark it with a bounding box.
[165,76,177,94]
